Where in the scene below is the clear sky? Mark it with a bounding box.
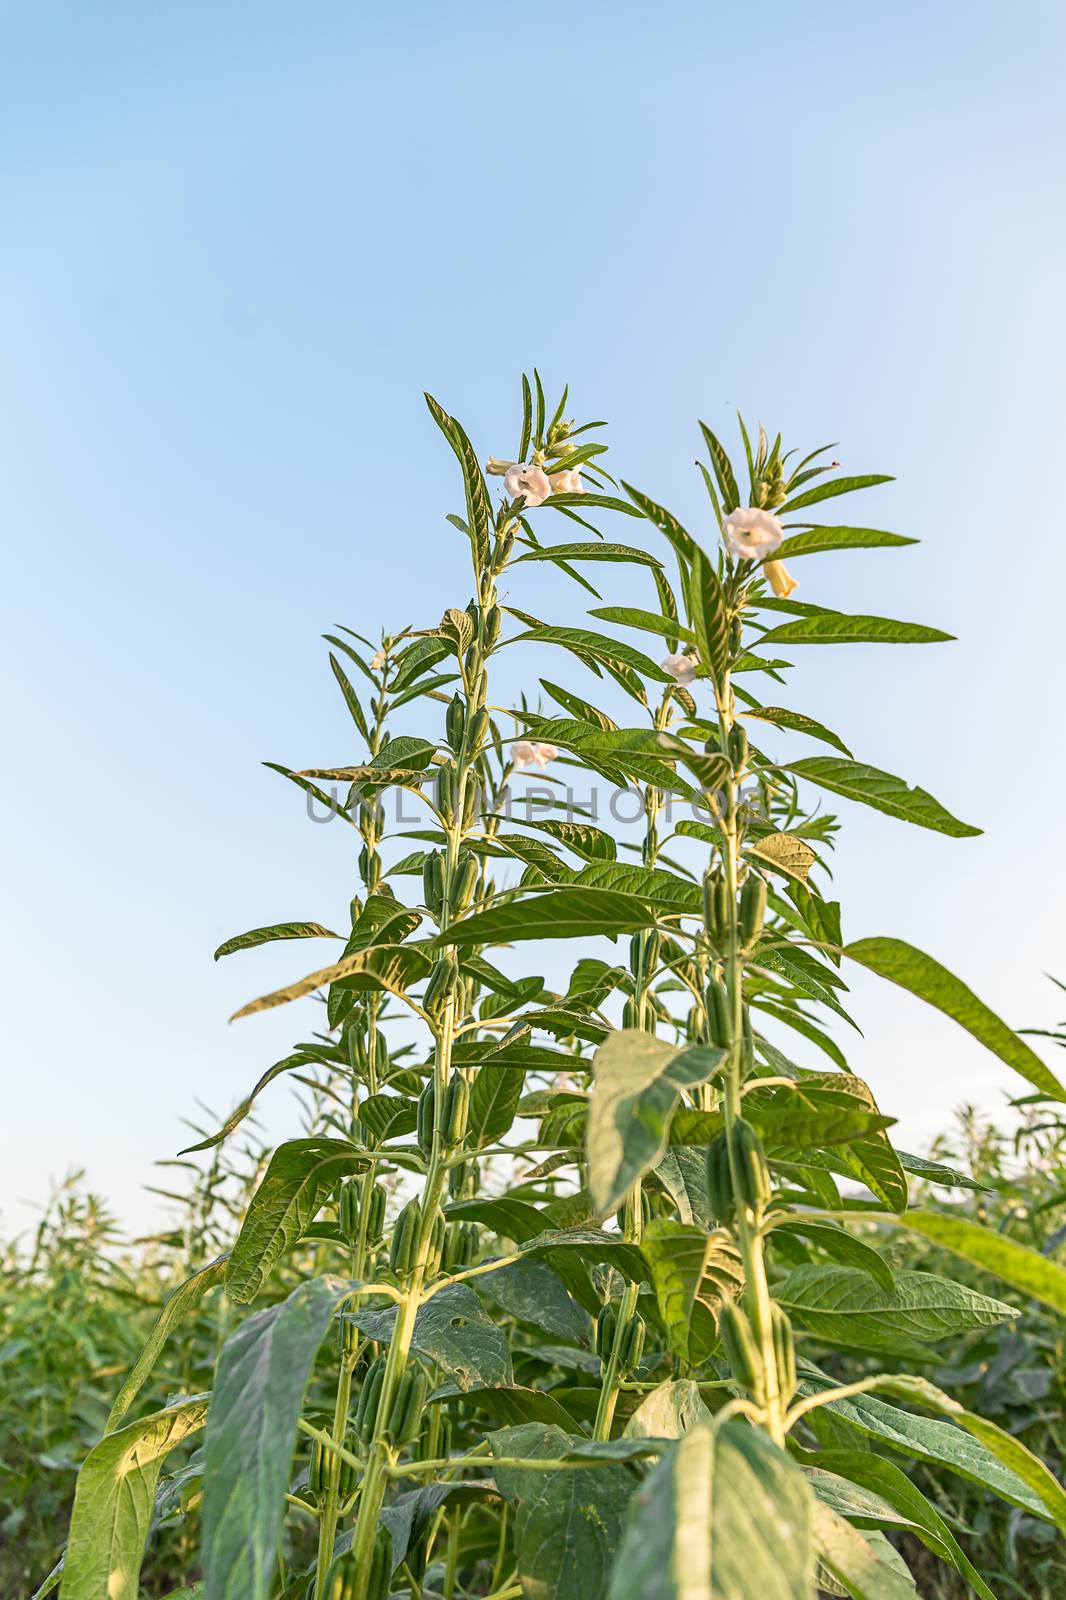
[3,1,1065,1233]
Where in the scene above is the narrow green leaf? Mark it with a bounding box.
[685,545,731,688]
[515,541,663,567]
[773,527,917,561]
[812,1502,920,1598]
[779,475,894,515]
[788,758,981,838]
[213,921,341,961]
[740,704,853,756]
[225,1138,365,1303]
[433,887,660,948]
[776,1264,1017,1355]
[900,1208,1066,1314]
[105,1256,228,1432]
[758,614,951,647]
[697,423,741,513]
[844,937,1066,1099]
[230,943,432,1021]
[469,1062,527,1146]
[621,481,699,565]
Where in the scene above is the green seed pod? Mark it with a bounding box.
[326,1551,359,1600]
[729,722,749,772]
[308,1436,327,1494]
[705,975,731,1047]
[338,1312,360,1357]
[423,955,458,1017]
[365,1182,386,1244]
[367,1528,392,1600]
[429,1205,446,1264]
[337,1436,358,1499]
[339,1179,360,1240]
[422,850,445,915]
[704,1133,733,1219]
[483,603,502,646]
[466,705,490,750]
[622,997,640,1029]
[442,1072,470,1144]
[595,1304,617,1359]
[450,853,479,913]
[720,1299,762,1394]
[463,642,482,679]
[771,1302,796,1402]
[446,693,466,751]
[448,1157,469,1199]
[349,893,364,926]
[436,761,457,821]
[355,1354,387,1441]
[739,872,767,948]
[461,778,480,831]
[620,1313,646,1373]
[372,1031,390,1077]
[416,1081,436,1155]
[461,1220,479,1263]
[389,1197,422,1276]
[640,1188,653,1226]
[386,1364,429,1445]
[734,1118,772,1211]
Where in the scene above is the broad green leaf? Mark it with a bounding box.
[59,1396,208,1600]
[519,1226,648,1284]
[770,1221,893,1293]
[230,943,432,1020]
[812,1502,919,1598]
[899,1209,1066,1314]
[504,815,618,863]
[432,887,659,948]
[807,1380,1048,1518]
[776,1265,1017,1355]
[202,1277,351,1600]
[213,921,341,960]
[745,1075,895,1150]
[747,831,817,885]
[490,1422,636,1600]
[226,1138,366,1303]
[105,1256,227,1431]
[773,527,917,561]
[758,614,951,647]
[468,1062,527,1146]
[623,1378,712,1439]
[807,1450,999,1600]
[515,541,664,567]
[778,474,894,515]
[642,1220,744,1365]
[559,860,701,911]
[476,1257,589,1344]
[788,758,980,837]
[870,1374,1066,1534]
[458,1385,585,1431]
[587,1032,725,1214]
[607,1417,816,1600]
[739,704,852,756]
[896,1150,988,1191]
[357,1093,416,1142]
[844,937,1066,1099]
[354,1283,513,1391]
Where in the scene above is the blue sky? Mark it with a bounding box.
[3,1,1065,1231]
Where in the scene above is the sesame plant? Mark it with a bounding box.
[52,381,1066,1600]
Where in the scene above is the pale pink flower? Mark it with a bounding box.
[511,740,557,770]
[661,652,699,688]
[504,463,551,507]
[530,742,557,768]
[722,506,784,561]
[370,649,386,670]
[548,466,584,496]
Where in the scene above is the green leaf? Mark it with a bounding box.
[685,545,731,688]
[869,1374,1066,1534]
[772,527,917,561]
[843,937,1066,1100]
[202,1277,351,1600]
[776,1264,1017,1355]
[607,1417,817,1600]
[623,1378,712,1440]
[490,1422,636,1600]
[779,474,894,515]
[230,943,432,1020]
[587,1032,725,1215]
[739,704,853,756]
[515,541,664,567]
[895,1150,987,1191]
[226,1138,365,1303]
[59,1396,208,1600]
[758,614,951,647]
[899,1208,1066,1314]
[469,1062,527,1146]
[519,1227,648,1285]
[698,423,741,513]
[747,831,817,885]
[328,651,371,740]
[477,1257,589,1345]
[621,482,699,565]
[642,1220,744,1365]
[788,758,980,838]
[588,605,696,645]
[510,624,671,682]
[105,1256,227,1431]
[770,1222,894,1293]
[432,887,659,948]
[424,393,491,567]
[354,1283,513,1392]
[213,921,342,961]
[177,1052,315,1154]
[540,677,619,731]
[812,1502,920,1598]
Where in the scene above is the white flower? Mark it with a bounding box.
[504,463,551,507]
[370,649,386,670]
[764,559,797,599]
[661,652,699,688]
[511,740,557,770]
[548,467,584,496]
[722,506,784,561]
